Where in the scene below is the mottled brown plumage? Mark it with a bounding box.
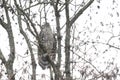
[39,22,54,53]
[38,22,56,69]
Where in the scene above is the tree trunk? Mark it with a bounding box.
[65,0,72,80]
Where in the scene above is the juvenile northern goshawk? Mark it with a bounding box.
[38,22,56,69]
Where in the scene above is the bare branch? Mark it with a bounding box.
[0,18,8,29]
[0,49,6,64]
[73,52,101,74]
[65,0,71,79]
[14,0,38,37]
[24,18,36,37]
[69,0,94,27]
[24,1,50,11]
[1,0,15,79]
[46,55,63,80]
[16,2,36,79]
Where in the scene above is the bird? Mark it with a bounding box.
[38,22,56,69]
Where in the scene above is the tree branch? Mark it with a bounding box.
[46,55,63,80]
[15,1,36,79]
[0,18,8,30]
[65,0,71,79]
[14,0,38,37]
[1,0,15,79]
[69,0,94,27]
[0,49,6,64]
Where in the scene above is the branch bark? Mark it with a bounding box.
[64,0,94,80]
[46,55,63,80]
[50,0,62,79]
[14,0,38,37]
[65,0,71,80]
[69,0,94,27]
[0,49,6,64]
[14,0,36,79]
[51,0,62,70]
[0,0,16,80]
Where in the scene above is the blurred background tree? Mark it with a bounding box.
[0,0,120,80]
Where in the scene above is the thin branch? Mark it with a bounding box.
[15,1,36,79]
[73,51,101,74]
[51,0,62,69]
[24,2,50,11]
[0,18,8,29]
[20,25,37,80]
[24,18,36,37]
[0,49,6,64]
[69,0,94,27]
[14,1,38,37]
[46,55,63,80]
[94,41,120,50]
